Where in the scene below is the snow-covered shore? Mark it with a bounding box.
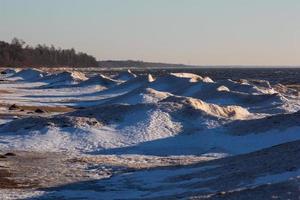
[0,68,299,199]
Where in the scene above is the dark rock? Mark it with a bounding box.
[217,191,227,196]
[8,104,20,110]
[35,108,45,113]
[61,124,70,128]
[0,155,7,158]
[4,153,16,156]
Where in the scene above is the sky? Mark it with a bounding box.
[0,0,300,66]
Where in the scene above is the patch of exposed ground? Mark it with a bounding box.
[1,141,297,199]
[0,89,12,94]
[0,103,75,122]
[71,154,214,169]
[16,105,75,113]
[0,151,100,190]
[0,151,212,193]
[31,140,299,200]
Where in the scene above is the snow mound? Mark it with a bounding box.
[39,71,88,88]
[1,68,17,75]
[106,87,171,105]
[78,74,120,88]
[162,96,251,120]
[170,72,214,83]
[0,104,182,152]
[70,71,88,81]
[244,79,272,88]
[139,88,171,103]
[227,110,300,135]
[12,68,45,80]
[43,71,87,82]
[0,69,299,156]
[147,74,155,82]
[274,84,299,96]
[170,72,203,82]
[114,69,137,81]
[149,74,195,94]
[236,79,276,94]
[215,79,266,94]
[100,75,153,95]
[203,76,214,83]
[148,73,215,96]
[217,85,230,92]
[178,79,289,113]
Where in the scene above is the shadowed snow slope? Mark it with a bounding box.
[38,71,87,88]
[1,68,18,76]
[11,68,45,80]
[104,87,171,105]
[113,69,137,81]
[33,140,300,199]
[77,74,120,88]
[95,74,154,96]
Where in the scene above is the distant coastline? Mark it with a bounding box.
[98,60,300,69]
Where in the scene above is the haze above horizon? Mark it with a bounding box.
[1,0,300,66]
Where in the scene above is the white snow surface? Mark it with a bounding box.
[0,70,300,156]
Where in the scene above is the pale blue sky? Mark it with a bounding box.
[1,0,299,65]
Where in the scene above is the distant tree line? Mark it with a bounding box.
[98,60,198,68]
[0,38,98,67]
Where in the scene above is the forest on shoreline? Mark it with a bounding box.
[0,38,98,68]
